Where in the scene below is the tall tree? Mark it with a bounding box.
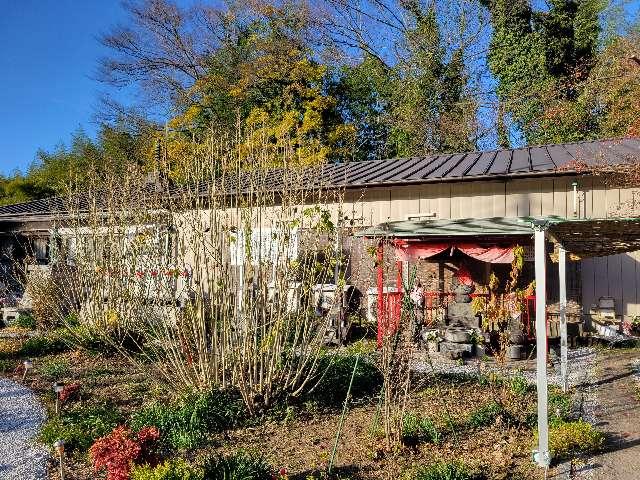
[480,0,604,144]
[330,56,394,162]
[102,0,354,170]
[327,2,480,157]
[389,5,477,154]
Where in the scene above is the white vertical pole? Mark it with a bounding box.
[559,246,568,393]
[534,226,551,467]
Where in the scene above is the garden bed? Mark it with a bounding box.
[0,329,603,480]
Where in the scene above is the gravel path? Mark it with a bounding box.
[589,350,640,480]
[0,378,48,480]
[413,347,597,389]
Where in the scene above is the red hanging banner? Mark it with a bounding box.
[394,240,514,264]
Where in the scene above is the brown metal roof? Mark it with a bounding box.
[191,137,640,195]
[310,137,640,188]
[2,137,638,219]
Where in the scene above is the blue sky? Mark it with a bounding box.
[0,1,638,175]
[0,1,131,175]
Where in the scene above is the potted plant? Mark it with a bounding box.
[470,330,486,358]
[631,315,640,335]
[423,330,441,353]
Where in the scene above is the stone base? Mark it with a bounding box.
[475,344,486,359]
[439,341,473,359]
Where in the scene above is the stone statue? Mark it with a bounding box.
[446,265,480,330]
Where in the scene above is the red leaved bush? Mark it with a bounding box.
[89,425,160,480]
[59,382,81,403]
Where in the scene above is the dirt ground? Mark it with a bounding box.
[4,328,639,480]
[588,349,640,480]
[212,380,540,480]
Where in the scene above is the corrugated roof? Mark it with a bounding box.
[308,137,640,188]
[2,137,638,219]
[0,197,68,219]
[189,137,640,195]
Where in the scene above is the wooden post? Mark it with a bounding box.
[534,225,551,467]
[559,246,568,393]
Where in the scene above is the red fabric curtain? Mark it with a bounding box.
[394,241,450,261]
[455,244,514,263]
[394,240,515,263]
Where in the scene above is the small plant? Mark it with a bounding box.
[202,451,274,480]
[19,332,69,357]
[90,425,160,480]
[310,353,382,407]
[40,403,123,453]
[509,372,530,396]
[402,412,440,445]
[549,388,573,423]
[0,358,16,373]
[539,420,604,459]
[59,382,81,403]
[414,461,483,480]
[40,358,70,379]
[469,330,484,345]
[467,401,505,428]
[131,459,203,480]
[0,338,21,359]
[15,313,36,329]
[63,312,80,327]
[424,330,441,342]
[130,389,244,450]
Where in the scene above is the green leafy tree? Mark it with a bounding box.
[330,56,394,162]
[481,0,604,144]
[0,123,159,206]
[331,4,478,158]
[166,3,354,170]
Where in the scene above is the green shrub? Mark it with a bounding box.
[57,325,116,354]
[509,372,531,396]
[202,451,273,480]
[437,372,481,386]
[63,313,80,328]
[467,401,505,428]
[0,358,13,373]
[402,412,440,444]
[542,420,604,459]
[40,358,70,379]
[310,353,382,406]
[19,332,69,357]
[39,403,123,453]
[549,388,573,423]
[15,313,36,329]
[131,459,203,480]
[414,461,483,480]
[524,388,573,428]
[131,389,245,450]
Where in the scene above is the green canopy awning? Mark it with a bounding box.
[356,216,541,239]
[357,215,640,258]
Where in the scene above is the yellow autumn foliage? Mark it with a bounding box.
[164,48,352,171]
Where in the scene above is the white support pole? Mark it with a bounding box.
[559,246,568,393]
[534,226,551,468]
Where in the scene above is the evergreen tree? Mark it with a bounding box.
[481,0,604,144]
